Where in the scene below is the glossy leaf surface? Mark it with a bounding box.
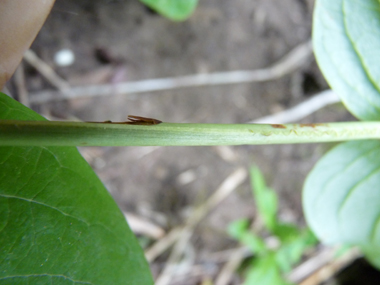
[0,93,153,284]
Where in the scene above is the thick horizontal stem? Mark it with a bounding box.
[0,120,379,146]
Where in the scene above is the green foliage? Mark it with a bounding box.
[313,0,380,121]
[228,219,267,255]
[303,140,380,267]
[250,166,278,232]
[305,0,380,269]
[139,0,199,21]
[2,0,380,281]
[244,254,291,285]
[228,166,317,285]
[0,93,153,284]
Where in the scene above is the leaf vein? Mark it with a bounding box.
[0,194,90,226]
[0,274,93,284]
[338,165,380,216]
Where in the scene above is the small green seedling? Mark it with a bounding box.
[228,166,317,285]
[139,0,199,21]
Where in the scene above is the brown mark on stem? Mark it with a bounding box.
[271,124,287,129]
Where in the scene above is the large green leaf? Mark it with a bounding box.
[313,0,380,120]
[0,93,153,284]
[139,0,198,21]
[303,140,380,266]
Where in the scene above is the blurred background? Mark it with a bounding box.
[6,0,364,284]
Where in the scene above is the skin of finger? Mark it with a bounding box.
[0,0,56,89]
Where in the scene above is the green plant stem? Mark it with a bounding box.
[0,120,379,146]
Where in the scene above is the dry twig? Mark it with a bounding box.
[28,40,312,103]
[23,49,70,91]
[249,89,341,124]
[152,168,248,285]
[286,246,337,284]
[297,247,361,285]
[145,228,183,263]
[124,212,165,240]
[214,246,250,285]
